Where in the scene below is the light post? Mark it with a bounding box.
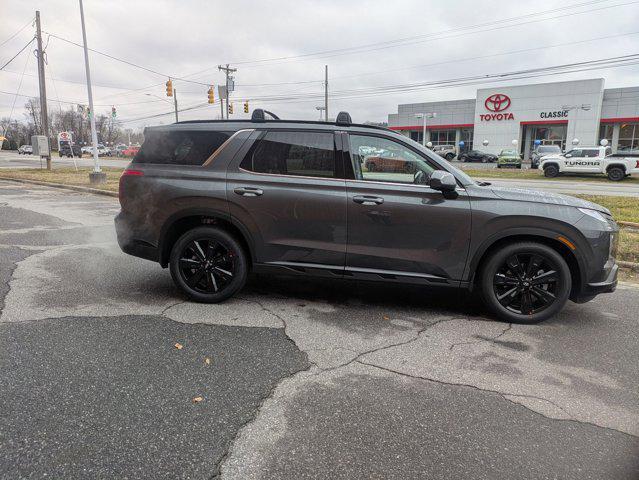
[415,112,436,147]
[315,106,326,121]
[78,0,105,184]
[562,104,591,150]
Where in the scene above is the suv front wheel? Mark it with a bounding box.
[169,226,248,303]
[480,242,571,323]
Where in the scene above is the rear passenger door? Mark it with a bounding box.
[226,130,347,273]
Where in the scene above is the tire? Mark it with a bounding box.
[480,242,571,324]
[169,226,248,303]
[607,166,625,181]
[497,165,501,169]
[543,164,559,177]
[445,153,455,161]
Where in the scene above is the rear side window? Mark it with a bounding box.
[240,131,335,178]
[133,130,230,165]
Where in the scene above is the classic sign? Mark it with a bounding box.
[540,110,569,119]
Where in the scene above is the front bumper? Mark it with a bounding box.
[584,262,618,295]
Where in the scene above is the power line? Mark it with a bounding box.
[0,37,35,71]
[220,0,636,68]
[0,17,34,48]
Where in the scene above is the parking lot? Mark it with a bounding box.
[1,179,637,479]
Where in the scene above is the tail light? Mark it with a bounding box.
[635,160,639,169]
[119,169,143,205]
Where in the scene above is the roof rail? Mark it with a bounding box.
[251,109,280,122]
[336,111,352,126]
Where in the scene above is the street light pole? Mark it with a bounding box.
[415,112,436,147]
[78,0,105,184]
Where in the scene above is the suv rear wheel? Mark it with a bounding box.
[607,166,625,181]
[169,226,248,303]
[480,242,571,323]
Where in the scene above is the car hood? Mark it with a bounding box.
[489,185,610,214]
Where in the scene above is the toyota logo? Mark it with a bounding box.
[485,94,511,112]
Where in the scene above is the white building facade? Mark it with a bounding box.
[388,78,639,159]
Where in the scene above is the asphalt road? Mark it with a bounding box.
[0,180,638,479]
[0,149,131,169]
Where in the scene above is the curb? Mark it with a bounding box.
[0,176,118,198]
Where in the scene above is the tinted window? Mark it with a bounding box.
[241,131,335,178]
[538,146,560,153]
[582,149,599,158]
[134,130,230,165]
[349,134,436,185]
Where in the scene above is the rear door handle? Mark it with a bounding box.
[353,195,384,205]
[234,187,263,197]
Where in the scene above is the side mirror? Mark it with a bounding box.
[429,171,457,192]
[565,154,572,158]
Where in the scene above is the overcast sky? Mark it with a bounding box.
[2,0,639,130]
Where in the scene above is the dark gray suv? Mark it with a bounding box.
[115,110,618,323]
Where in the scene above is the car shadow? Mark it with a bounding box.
[242,273,488,319]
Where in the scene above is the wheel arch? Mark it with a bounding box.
[467,231,586,298]
[605,163,627,173]
[158,209,254,268]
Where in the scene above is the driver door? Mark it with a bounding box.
[344,133,471,284]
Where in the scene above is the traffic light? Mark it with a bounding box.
[244,101,249,113]
[207,86,215,104]
[228,102,233,115]
[111,106,117,118]
[166,79,173,97]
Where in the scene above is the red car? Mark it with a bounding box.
[121,146,140,157]
[364,151,416,173]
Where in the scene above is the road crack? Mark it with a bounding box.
[356,360,639,439]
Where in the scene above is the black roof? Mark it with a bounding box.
[171,118,391,132]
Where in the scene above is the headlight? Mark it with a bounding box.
[578,207,607,223]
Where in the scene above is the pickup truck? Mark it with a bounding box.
[539,146,639,181]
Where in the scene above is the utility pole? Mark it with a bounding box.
[78,0,105,184]
[35,11,51,170]
[324,65,328,122]
[218,64,236,119]
[173,89,178,122]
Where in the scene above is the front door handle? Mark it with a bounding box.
[234,187,263,197]
[353,195,384,205]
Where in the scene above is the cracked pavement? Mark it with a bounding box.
[0,180,638,479]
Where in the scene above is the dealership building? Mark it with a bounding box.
[387,78,639,159]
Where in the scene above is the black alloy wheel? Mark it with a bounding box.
[544,164,559,177]
[607,166,625,181]
[170,226,248,303]
[481,242,571,323]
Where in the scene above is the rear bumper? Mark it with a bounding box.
[115,213,159,263]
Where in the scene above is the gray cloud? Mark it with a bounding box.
[2,0,639,129]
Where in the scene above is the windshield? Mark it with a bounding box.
[538,146,561,153]
[500,149,517,155]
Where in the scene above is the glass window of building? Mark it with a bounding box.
[599,124,614,145]
[618,123,639,151]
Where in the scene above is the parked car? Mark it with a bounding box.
[58,144,82,158]
[432,144,456,161]
[81,146,92,155]
[539,146,639,181]
[18,145,33,155]
[364,150,416,173]
[497,149,522,169]
[116,110,618,324]
[121,145,140,157]
[114,144,128,157]
[531,144,562,169]
[458,150,497,163]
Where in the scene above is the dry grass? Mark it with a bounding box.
[573,195,639,224]
[618,229,639,264]
[0,167,124,192]
[463,168,639,184]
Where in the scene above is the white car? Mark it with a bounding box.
[432,144,457,161]
[18,145,33,155]
[539,146,639,181]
